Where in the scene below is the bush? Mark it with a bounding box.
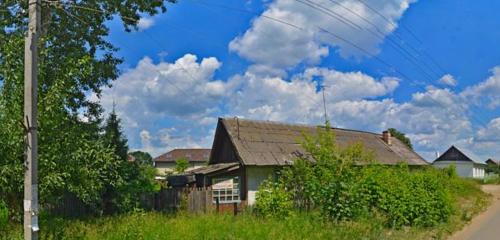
[257,124,463,228]
[0,200,8,229]
[255,180,294,218]
[361,166,453,227]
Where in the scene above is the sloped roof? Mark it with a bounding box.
[214,118,427,166]
[486,159,499,165]
[154,149,211,163]
[186,163,239,175]
[434,146,481,163]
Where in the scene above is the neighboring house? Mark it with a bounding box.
[432,146,486,179]
[154,149,210,175]
[486,158,499,166]
[178,118,427,206]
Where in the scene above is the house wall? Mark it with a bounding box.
[432,161,485,179]
[155,162,206,175]
[246,166,279,205]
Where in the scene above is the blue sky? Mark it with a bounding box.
[97,0,500,161]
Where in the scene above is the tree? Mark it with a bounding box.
[388,128,413,150]
[103,108,128,160]
[175,158,190,173]
[129,151,153,166]
[0,0,176,214]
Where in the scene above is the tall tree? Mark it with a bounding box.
[0,0,176,213]
[129,151,154,166]
[103,107,128,160]
[388,128,413,150]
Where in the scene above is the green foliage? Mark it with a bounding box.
[103,109,129,160]
[255,180,294,218]
[110,163,160,213]
[0,0,176,217]
[278,124,374,220]
[259,125,472,228]
[0,200,8,230]
[175,158,190,173]
[129,151,153,166]
[359,165,453,227]
[388,128,413,150]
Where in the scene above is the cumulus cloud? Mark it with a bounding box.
[229,0,417,69]
[97,54,234,156]
[438,74,457,86]
[99,55,499,161]
[462,66,500,109]
[225,67,480,161]
[137,17,155,31]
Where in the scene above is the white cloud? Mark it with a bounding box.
[462,66,500,109]
[229,0,417,69]
[438,74,457,86]
[99,55,499,162]
[137,17,155,31]
[225,67,479,161]
[476,118,500,143]
[97,54,234,156]
[301,67,400,101]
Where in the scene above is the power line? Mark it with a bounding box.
[43,0,212,113]
[353,0,448,76]
[300,0,442,83]
[46,0,491,129]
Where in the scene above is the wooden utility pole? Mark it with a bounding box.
[321,85,329,125]
[24,0,41,239]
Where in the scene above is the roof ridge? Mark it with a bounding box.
[221,117,383,136]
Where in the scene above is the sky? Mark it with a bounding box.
[94,0,500,161]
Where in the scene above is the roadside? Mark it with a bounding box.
[450,185,500,240]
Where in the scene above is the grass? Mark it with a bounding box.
[1,180,491,240]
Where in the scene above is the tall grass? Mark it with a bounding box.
[1,178,489,240]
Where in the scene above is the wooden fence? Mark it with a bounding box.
[149,187,213,213]
[47,187,231,217]
[187,187,212,213]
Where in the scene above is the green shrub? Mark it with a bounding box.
[361,166,453,227]
[255,180,294,218]
[0,200,8,229]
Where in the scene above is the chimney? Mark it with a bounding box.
[382,130,392,145]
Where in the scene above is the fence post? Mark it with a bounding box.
[233,202,237,216]
[216,197,219,213]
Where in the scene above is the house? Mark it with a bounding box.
[432,146,486,179]
[154,148,210,175]
[486,158,499,166]
[185,118,427,206]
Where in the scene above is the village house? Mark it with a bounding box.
[486,158,499,166]
[154,148,210,175]
[179,118,427,206]
[432,146,487,179]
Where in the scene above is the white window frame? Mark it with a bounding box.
[212,176,240,204]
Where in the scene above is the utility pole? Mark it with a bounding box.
[24,0,41,239]
[321,85,329,126]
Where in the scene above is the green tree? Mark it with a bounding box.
[388,128,413,150]
[129,151,154,166]
[103,108,128,160]
[0,0,175,214]
[175,158,190,173]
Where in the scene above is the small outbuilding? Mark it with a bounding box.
[154,148,210,175]
[432,146,486,179]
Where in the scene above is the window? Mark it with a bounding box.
[212,177,240,204]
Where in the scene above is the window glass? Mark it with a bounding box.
[212,176,240,204]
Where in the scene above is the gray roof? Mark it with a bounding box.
[186,163,239,175]
[217,118,427,166]
[154,148,211,163]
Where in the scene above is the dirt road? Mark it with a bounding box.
[450,185,500,240]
